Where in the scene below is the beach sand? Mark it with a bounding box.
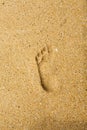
[0,0,87,129]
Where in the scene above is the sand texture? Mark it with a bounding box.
[0,0,87,130]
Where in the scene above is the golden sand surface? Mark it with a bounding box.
[0,0,87,129]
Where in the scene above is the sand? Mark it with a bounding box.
[0,0,87,130]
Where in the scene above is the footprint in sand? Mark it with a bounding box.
[36,44,58,92]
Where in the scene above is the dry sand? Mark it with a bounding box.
[0,0,87,130]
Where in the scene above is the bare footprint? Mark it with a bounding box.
[36,44,58,92]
